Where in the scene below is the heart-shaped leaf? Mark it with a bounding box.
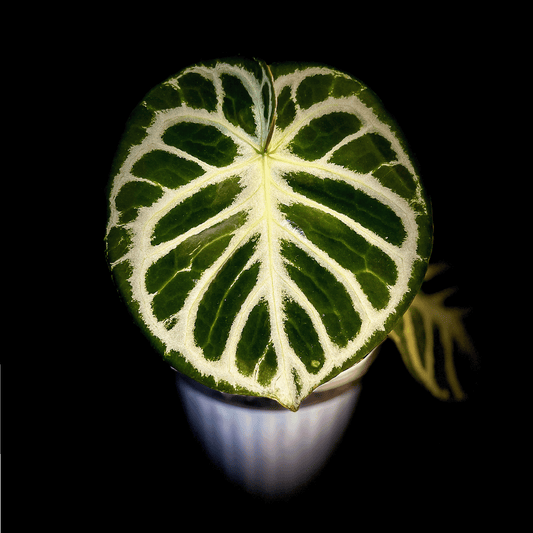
[105,58,433,410]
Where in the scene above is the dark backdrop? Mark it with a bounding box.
[90,30,498,524]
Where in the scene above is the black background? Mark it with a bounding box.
[75,21,506,527]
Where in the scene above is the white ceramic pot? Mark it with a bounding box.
[177,346,380,498]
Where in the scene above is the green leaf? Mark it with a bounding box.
[105,58,433,410]
[388,265,477,401]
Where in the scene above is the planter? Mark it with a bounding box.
[176,346,380,498]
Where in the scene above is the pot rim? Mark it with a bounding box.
[176,345,381,410]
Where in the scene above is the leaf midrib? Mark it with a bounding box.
[261,153,292,399]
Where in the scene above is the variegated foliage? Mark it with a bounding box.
[105,58,433,410]
[389,264,477,401]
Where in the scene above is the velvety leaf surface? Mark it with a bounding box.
[105,58,432,410]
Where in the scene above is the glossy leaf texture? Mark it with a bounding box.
[388,265,477,401]
[105,58,433,410]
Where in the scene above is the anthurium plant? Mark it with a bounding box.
[105,57,472,411]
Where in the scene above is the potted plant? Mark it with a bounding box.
[104,57,475,497]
